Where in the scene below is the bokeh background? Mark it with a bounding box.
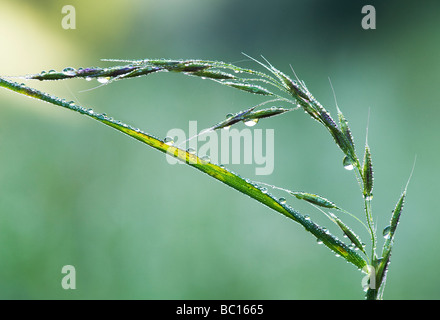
[0,0,438,299]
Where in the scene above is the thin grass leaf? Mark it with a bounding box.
[381,158,415,254]
[189,69,236,80]
[382,191,406,252]
[215,81,274,96]
[291,192,338,209]
[369,191,405,300]
[0,76,367,271]
[27,65,160,81]
[211,106,292,130]
[388,192,405,239]
[373,248,392,298]
[362,145,374,200]
[371,160,415,300]
[242,106,292,121]
[329,212,366,255]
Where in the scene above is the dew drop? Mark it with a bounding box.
[260,187,268,194]
[279,197,286,205]
[97,77,110,84]
[244,118,259,127]
[63,67,76,76]
[316,239,323,245]
[226,113,234,118]
[383,226,391,239]
[187,147,196,154]
[304,215,311,221]
[200,155,211,162]
[223,125,231,130]
[164,136,174,145]
[343,156,355,171]
[364,194,373,201]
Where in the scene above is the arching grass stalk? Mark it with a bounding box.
[0,54,412,299]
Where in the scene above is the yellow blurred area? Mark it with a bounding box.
[0,1,142,71]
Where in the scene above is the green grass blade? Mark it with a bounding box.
[382,191,406,254]
[329,213,367,255]
[362,145,374,200]
[373,160,414,299]
[0,76,367,270]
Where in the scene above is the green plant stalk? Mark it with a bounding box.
[0,76,367,271]
[2,55,410,299]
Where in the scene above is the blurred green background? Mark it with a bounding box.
[0,0,438,299]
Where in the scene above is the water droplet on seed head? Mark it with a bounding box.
[343,156,355,171]
[383,226,391,239]
[244,118,259,127]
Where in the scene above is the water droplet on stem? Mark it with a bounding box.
[343,156,355,171]
[164,136,174,145]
